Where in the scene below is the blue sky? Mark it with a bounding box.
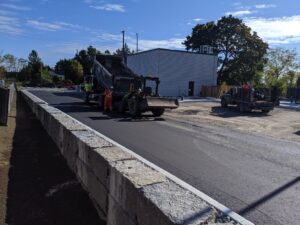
[0,0,299,66]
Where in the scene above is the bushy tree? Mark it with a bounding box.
[0,66,6,79]
[184,15,268,85]
[2,54,17,72]
[28,50,43,82]
[264,48,300,94]
[114,43,134,56]
[74,45,101,75]
[55,59,83,84]
[18,66,32,81]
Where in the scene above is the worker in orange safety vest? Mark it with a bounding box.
[104,89,113,112]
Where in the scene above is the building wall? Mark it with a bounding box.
[127,49,217,97]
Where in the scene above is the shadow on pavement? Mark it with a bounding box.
[52,91,84,100]
[210,106,271,118]
[238,176,300,216]
[51,102,166,122]
[294,130,300,136]
[5,93,105,225]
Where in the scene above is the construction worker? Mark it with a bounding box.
[84,76,92,93]
[242,82,251,100]
[104,89,113,112]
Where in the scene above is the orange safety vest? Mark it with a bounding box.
[104,89,113,111]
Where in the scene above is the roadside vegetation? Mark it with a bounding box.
[0,15,299,93]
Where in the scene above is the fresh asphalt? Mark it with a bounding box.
[30,90,300,225]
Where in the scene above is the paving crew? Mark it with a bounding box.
[104,89,113,112]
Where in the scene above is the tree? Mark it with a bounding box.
[114,43,134,56]
[74,46,101,75]
[2,54,17,72]
[183,15,268,85]
[18,66,32,81]
[16,58,27,72]
[264,48,300,93]
[0,66,6,79]
[55,59,83,84]
[28,50,43,82]
[184,22,216,52]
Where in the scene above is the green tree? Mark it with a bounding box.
[16,58,27,72]
[184,22,216,52]
[41,68,53,84]
[74,46,101,75]
[264,48,300,94]
[0,66,6,79]
[114,43,134,56]
[28,50,43,82]
[55,59,83,84]
[183,15,268,85]
[2,54,17,72]
[18,66,32,81]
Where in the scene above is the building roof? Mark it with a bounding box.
[129,48,216,57]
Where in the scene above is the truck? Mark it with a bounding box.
[221,86,275,113]
[83,55,179,117]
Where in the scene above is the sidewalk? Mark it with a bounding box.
[0,93,105,225]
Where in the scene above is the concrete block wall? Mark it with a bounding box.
[21,89,253,225]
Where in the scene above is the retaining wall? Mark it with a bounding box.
[21,89,254,225]
[0,83,15,125]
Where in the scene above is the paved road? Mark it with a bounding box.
[30,90,300,225]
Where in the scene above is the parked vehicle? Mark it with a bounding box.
[221,86,275,113]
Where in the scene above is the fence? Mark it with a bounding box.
[287,88,300,103]
[0,84,15,125]
[201,85,231,98]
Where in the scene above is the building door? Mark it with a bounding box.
[188,81,194,96]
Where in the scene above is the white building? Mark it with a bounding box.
[127,48,218,97]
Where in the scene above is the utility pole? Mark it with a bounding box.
[121,30,126,64]
[136,33,139,53]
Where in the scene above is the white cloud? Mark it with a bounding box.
[90,4,125,12]
[245,15,300,44]
[95,32,184,51]
[0,15,23,35]
[193,18,203,22]
[96,33,122,41]
[55,22,82,29]
[255,4,276,9]
[27,20,63,31]
[27,20,83,32]
[132,38,185,51]
[0,9,17,15]
[1,3,31,11]
[226,10,256,17]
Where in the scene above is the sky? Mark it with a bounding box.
[0,0,300,67]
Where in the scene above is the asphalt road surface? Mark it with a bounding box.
[30,90,300,225]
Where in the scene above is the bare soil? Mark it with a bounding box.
[0,93,105,225]
[165,101,300,142]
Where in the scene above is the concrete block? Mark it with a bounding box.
[49,114,86,153]
[38,104,61,127]
[39,105,63,133]
[63,144,78,171]
[139,180,215,225]
[109,159,166,221]
[89,147,134,187]
[107,195,136,225]
[71,130,112,165]
[76,159,108,214]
